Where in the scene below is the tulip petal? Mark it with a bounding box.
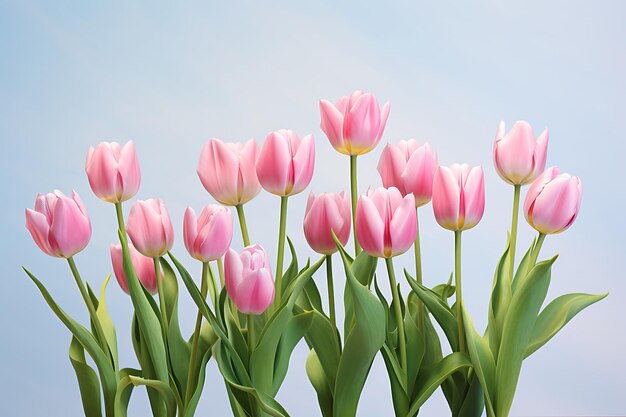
[291,134,315,195]
[256,131,292,195]
[356,196,386,257]
[320,100,347,154]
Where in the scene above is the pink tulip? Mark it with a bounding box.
[126,198,174,258]
[25,190,92,258]
[85,141,141,203]
[355,187,417,258]
[377,140,438,207]
[197,138,261,206]
[524,167,582,234]
[319,90,390,155]
[110,242,159,294]
[493,121,549,185]
[303,192,351,254]
[224,245,275,315]
[432,164,485,231]
[256,129,315,196]
[183,205,233,262]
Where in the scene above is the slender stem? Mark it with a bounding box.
[153,257,169,336]
[413,208,424,334]
[114,202,126,236]
[385,257,406,371]
[247,314,256,356]
[235,204,251,247]
[528,233,547,266]
[217,257,225,288]
[207,262,219,308]
[274,196,288,306]
[350,155,361,255]
[326,254,336,329]
[509,185,521,281]
[455,231,466,353]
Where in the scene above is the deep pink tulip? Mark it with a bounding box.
[224,245,275,315]
[319,90,390,155]
[303,192,351,254]
[110,242,159,294]
[85,141,141,203]
[25,190,92,258]
[183,205,233,262]
[126,198,174,258]
[493,121,548,185]
[524,167,582,234]
[197,138,261,206]
[377,140,438,207]
[432,164,485,231]
[256,129,315,196]
[355,187,417,258]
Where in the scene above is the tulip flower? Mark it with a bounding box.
[356,187,417,258]
[25,190,92,258]
[319,90,390,156]
[183,205,233,262]
[256,129,315,197]
[224,245,275,315]
[303,192,351,255]
[493,121,548,186]
[432,164,485,232]
[126,198,174,258]
[524,167,582,235]
[110,242,159,294]
[85,141,141,203]
[197,138,261,206]
[377,140,438,207]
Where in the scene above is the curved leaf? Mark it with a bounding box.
[96,275,118,372]
[306,350,333,417]
[487,240,511,360]
[69,336,102,417]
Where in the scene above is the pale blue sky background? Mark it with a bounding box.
[1,1,624,416]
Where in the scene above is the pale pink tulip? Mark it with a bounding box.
[183,205,233,262]
[25,190,92,258]
[355,187,416,258]
[493,121,549,185]
[319,90,390,155]
[197,138,261,206]
[85,141,141,203]
[432,164,485,231]
[126,199,174,258]
[110,242,159,294]
[377,140,438,207]
[303,192,351,254]
[224,245,275,315]
[256,129,315,196]
[524,167,582,234]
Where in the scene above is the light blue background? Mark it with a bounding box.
[1,1,623,416]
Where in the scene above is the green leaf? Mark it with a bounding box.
[281,237,299,294]
[305,350,333,417]
[487,240,511,360]
[183,347,214,417]
[300,308,341,392]
[128,376,180,417]
[113,368,142,417]
[69,336,102,417]
[343,252,377,337]
[273,311,315,393]
[96,275,118,372]
[431,273,455,303]
[511,238,536,294]
[380,343,409,417]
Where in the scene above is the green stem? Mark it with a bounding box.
[529,233,546,266]
[207,262,219,308]
[326,254,336,329]
[217,257,225,288]
[115,202,126,236]
[385,257,406,371]
[235,204,251,247]
[274,196,288,306]
[509,185,521,281]
[350,155,361,255]
[153,257,169,336]
[414,208,424,334]
[455,231,466,353]
[247,314,256,356]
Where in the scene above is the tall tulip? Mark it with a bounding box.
[110,242,159,294]
[183,205,233,262]
[126,198,174,258]
[224,245,275,315]
[303,192,351,255]
[493,121,548,186]
[85,141,141,203]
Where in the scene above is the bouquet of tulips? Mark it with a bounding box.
[23,90,606,417]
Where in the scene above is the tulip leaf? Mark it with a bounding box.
[69,336,103,417]
[128,376,180,417]
[432,274,455,302]
[511,238,536,294]
[404,294,425,398]
[113,368,142,417]
[380,343,409,416]
[487,240,511,360]
[273,311,315,394]
[300,308,341,392]
[281,237,299,294]
[305,350,333,417]
[343,252,376,337]
[96,275,118,372]
[183,346,213,417]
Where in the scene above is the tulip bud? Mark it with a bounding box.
[197,138,262,206]
[110,243,159,294]
[25,190,92,258]
[432,164,485,231]
[256,129,315,196]
[224,245,275,315]
[126,198,174,258]
[377,140,438,207]
[85,141,141,203]
[493,121,548,185]
[303,192,351,254]
[320,90,390,155]
[524,167,582,234]
[355,187,417,258]
[183,205,233,262]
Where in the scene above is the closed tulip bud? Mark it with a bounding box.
[126,198,174,258]
[356,187,417,258]
[320,90,390,155]
[85,141,141,203]
[432,164,485,231]
[303,192,351,254]
[256,129,315,196]
[110,243,159,294]
[377,140,438,207]
[524,167,582,234]
[197,138,261,206]
[224,245,275,315]
[183,205,233,262]
[493,120,548,185]
[25,190,92,258]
